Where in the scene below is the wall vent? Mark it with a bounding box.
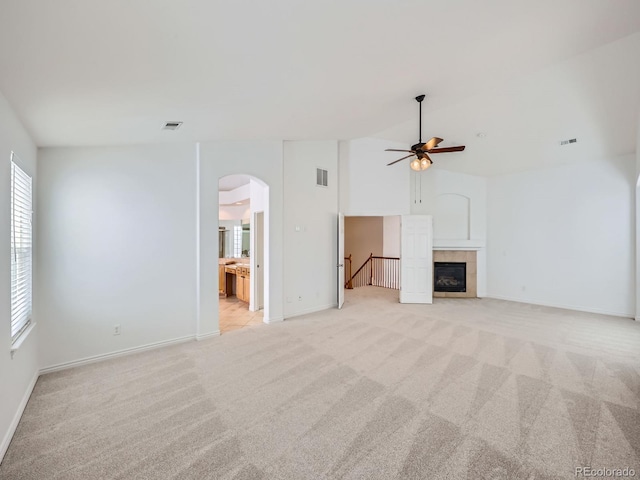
[316,168,328,187]
[162,121,183,131]
[559,138,577,146]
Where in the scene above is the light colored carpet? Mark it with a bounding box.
[2,287,640,479]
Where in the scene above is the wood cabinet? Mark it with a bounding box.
[236,266,250,303]
[218,265,226,295]
[219,264,237,297]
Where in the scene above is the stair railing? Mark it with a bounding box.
[344,254,353,289]
[345,253,400,290]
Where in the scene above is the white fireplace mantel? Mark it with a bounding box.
[433,239,486,251]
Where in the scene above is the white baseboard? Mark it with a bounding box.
[39,335,196,375]
[484,294,634,319]
[264,316,284,324]
[196,330,220,341]
[284,303,337,320]
[0,371,38,463]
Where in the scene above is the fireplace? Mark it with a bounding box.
[434,262,466,293]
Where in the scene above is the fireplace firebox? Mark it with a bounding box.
[434,262,466,293]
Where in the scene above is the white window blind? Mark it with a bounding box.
[10,156,32,343]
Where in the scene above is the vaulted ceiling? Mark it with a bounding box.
[0,0,639,175]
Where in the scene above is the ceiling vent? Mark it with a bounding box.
[162,121,183,131]
[559,138,577,146]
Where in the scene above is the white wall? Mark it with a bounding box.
[410,168,487,243]
[383,216,401,257]
[636,110,640,320]
[250,178,266,213]
[36,144,198,368]
[345,216,383,271]
[219,183,250,205]
[34,139,299,372]
[339,137,410,216]
[487,155,635,317]
[410,168,488,296]
[283,140,339,317]
[219,205,249,221]
[0,93,39,461]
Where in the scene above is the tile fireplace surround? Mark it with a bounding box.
[433,250,477,298]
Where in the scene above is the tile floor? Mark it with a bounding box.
[219,295,264,334]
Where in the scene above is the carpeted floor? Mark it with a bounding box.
[2,287,640,479]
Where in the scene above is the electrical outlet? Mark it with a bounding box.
[114,324,121,335]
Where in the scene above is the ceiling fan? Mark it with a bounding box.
[386,94,465,171]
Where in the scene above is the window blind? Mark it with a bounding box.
[10,156,32,342]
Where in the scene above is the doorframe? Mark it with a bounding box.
[251,210,265,311]
[216,174,270,327]
[342,214,402,301]
[337,212,345,309]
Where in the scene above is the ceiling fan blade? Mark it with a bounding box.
[428,146,466,154]
[423,152,432,164]
[387,154,415,166]
[385,149,415,153]
[422,137,444,151]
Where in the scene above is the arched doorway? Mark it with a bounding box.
[218,174,269,333]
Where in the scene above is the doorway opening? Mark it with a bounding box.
[341,214,434,304]
[342,215,401,300]
[218,174,268,333]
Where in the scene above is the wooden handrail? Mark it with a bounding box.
[344,255,353,289]
[346,253,372,287]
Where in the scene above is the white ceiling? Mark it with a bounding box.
[376,32,640,176]
[1,0,639,175]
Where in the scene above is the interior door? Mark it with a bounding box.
[337,212,345,309]
[400,215,433,304]
[253,211,265,310]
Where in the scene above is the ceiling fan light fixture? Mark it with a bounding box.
[385,94,466,170]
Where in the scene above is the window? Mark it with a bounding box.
[10,155,32,343]
[233,225,242,258]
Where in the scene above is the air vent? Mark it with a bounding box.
[316,168,328,187]
[162,121,183,131]
[559,138,577,146]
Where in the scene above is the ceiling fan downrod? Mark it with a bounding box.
[416,94,425,144]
